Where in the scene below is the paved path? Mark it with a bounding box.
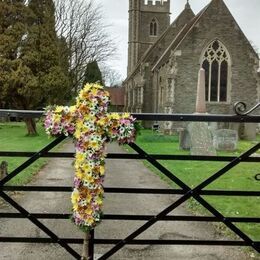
[0,140,252,259]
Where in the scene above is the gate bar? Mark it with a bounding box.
[1,109,260,122]
[0,237,259,246]
[0,151,260,163]
[2,186,260,196]
[0,213,259,223]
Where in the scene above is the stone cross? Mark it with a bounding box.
[44,83,135,232]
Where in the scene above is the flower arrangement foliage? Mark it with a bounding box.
[44,83,136,231]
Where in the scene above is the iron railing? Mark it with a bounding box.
[0,106,259,259]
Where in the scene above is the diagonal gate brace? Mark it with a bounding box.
[0,135,81,259]
[97,142,260,259]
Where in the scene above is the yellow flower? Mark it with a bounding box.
[84,84,91,91]
[71,189,80,204]
[83,114,92,121]
[76,120,84,129]
[86,193,92,203]
[83,174,94,183]
[53,113,62,122]
[100,165,105,176]
[90,141,99,150]
[110,113,120,120]
[69,105,77,113]
[72,203,78,211]
[76,153,85,162]
[85,207,93,215]
[122,113,130,118]
[98,117,109,126]
[86,216,95,225]
[82,163,91,173]
[96,196,103,205]
[92,89,98,96]
[93,83,103,89]
[74,129,81,139]
[55,106,63,113]
[75,170,84,179]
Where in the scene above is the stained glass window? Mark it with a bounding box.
[201,40,230,102]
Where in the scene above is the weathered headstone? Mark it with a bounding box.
[208,122,218,135]
[213,129,238,151]
[0,161,8,180]
[230,122,256,141]
[188,122,216,156]
[243,123,257,141]
[178,128,191,150]
[152,121,159,132]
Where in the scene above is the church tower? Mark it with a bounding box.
[127,0,170,75]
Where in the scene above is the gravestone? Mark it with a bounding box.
[0,161,8,180]
[243,123,257,141]
[213,129,238,151]
[152,121,159,132]
[188,122,216,156]
[230,122,256,141]
[208,122,218,135]
[178,128,191,150]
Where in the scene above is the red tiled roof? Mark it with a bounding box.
[105,87,125,106]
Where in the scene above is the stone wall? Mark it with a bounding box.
[125,0,259,135]
[156,0,258,116]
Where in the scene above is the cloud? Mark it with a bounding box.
[97,0,260,78]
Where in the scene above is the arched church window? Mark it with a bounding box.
[201,40,230,102]
[150,19,157,36]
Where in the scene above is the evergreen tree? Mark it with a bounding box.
[0,0,71,135]
[25,0,70,105]
[82,60,103,87]
[0,0,31,108]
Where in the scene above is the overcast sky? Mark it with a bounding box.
[96,0,260,79]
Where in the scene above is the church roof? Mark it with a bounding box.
[125,2,195,81]
[104,87,125,106]
[152,0,259,71]
[152,3,211,71]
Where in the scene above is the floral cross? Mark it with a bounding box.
[44,83,136,232]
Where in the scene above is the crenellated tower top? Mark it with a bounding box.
[142,0,170,12]
[127,0,170,75]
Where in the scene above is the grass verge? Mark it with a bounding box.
[131,129,260,241]
[0,122,54,185]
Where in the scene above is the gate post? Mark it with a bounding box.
[0,161,8,180]
[81,230,94,260]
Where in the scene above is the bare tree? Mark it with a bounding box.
[101,65,123,87]
[54,0,116,93]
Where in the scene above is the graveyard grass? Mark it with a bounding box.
[1,123,259,241]
[0,122,54,185]
[133,129,260,241]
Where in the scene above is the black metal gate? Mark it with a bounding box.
[0,105,259,259]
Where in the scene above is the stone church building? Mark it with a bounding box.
[123,0,260,129]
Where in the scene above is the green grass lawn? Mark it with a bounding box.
[0,122,54,185]
[1,122,259,242]
[132,129,260,241]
